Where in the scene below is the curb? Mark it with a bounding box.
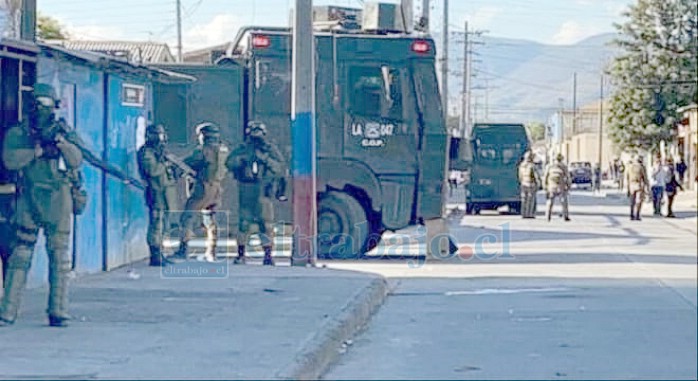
[276,276,389,380]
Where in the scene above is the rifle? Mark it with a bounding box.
[164,152,197,197]
[164,153,196,178]
[55,119,145,190]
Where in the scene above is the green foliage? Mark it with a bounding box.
[37,14,69,40]
[607,0,698,151]
[526,122,546,142]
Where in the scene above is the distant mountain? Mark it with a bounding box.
[436,32,618,124]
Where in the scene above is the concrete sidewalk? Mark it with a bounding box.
[0,262,388,380]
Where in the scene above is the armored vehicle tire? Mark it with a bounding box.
[317,191,370,259]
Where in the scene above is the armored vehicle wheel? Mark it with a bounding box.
[317,191,370,259]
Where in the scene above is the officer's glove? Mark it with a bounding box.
[39,123,61,144]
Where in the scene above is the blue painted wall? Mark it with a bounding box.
[104,74,150,270]
[27,54,106,288]
[25,49,154,287]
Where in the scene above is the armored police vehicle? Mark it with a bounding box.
[465,123,529,215]
[153,3,450,258]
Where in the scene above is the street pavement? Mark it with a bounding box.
[324,188,697,380]
[0,264,387,380]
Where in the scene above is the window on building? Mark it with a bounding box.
[122,84,145,107]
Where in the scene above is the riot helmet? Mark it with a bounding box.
[33,83,59,123]
[195,122,221,145]
[556,153,564,162]
[146,124,167,145]
[245,121,268,147]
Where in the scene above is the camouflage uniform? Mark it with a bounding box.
[137,124,178,266]
[544,154,571,222]
[518,151,540,218]
[626,155,649,221]
[226,122,286,266]
[174,123,229,262]
[0,84,84,327]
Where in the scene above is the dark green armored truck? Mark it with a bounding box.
[465,123,529,215]
[153,4,451,258]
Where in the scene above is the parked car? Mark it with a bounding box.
[570,161,592,189]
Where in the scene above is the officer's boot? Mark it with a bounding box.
[234,245,246,265]
[149,246,173,266]
[0,268,29,326]
[47,242,72,327]
[545,199,553,222]
[173,241,188,260]
[263,245,275,266]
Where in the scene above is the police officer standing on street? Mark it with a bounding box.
[518,151,540,219]
[626,155,649,221]
[173,123,229,262]
[226,122,286,266]
[544,153,571,222]
[137,124,179,266]
[0,84,84,327]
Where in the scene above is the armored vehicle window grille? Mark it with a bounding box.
[255,59,291,114]
[348,65,403,121]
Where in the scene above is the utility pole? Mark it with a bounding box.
[572,72,577,135]
[421,0,430,31]
[440,0,448,117]
[558,97,564,157]
[597,74,604,167]
[401,0,413,33]
[460,20,468,138]
[484,77,490,122]
[20,0,37,41]
[291,0,317,267]
[176,0,183,62]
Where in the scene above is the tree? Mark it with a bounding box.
[37,14,69,40]
[607,0,698,152]
[526,122,546,142]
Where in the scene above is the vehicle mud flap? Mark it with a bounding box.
[423,217,458,259]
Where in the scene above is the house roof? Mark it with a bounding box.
[48,40,175,63]
[38,43,194,84]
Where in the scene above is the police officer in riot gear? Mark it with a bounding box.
[518,151,540,219]
[137,124,179,266]
[0,83,84,327]
[544,153,571,222]
[227,122,286,266]
[626,155,649,221]
[173,122,229,262]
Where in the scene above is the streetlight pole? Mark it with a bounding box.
[176,0,183,62]
[440,0,449,117]
[291,0,317,267]
[20,0,36,41]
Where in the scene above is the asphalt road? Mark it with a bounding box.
[323,189,698,380]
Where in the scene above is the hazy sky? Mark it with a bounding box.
[40,0,633,51]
